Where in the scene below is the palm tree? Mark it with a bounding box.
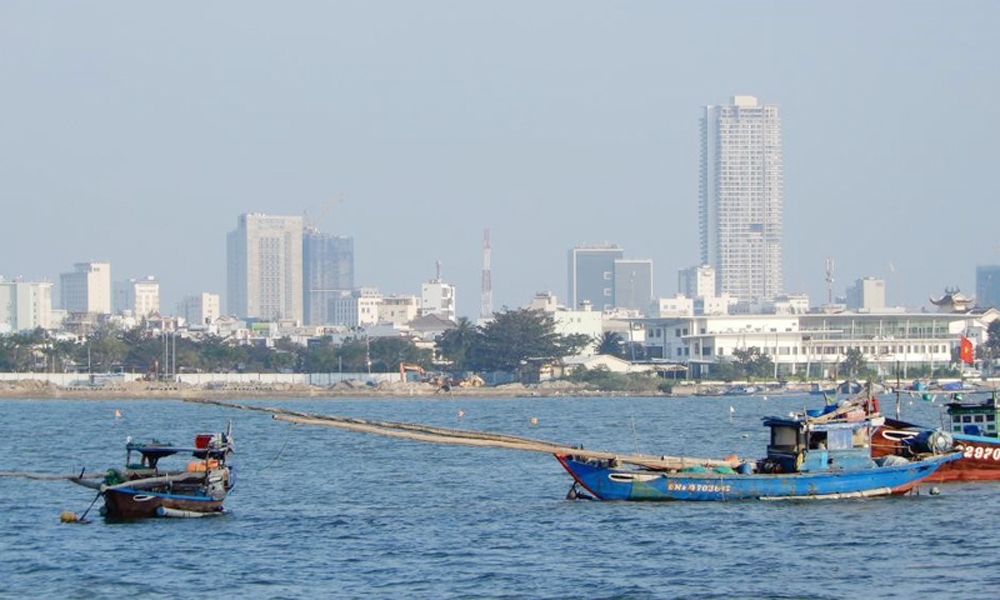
[594,331,625,357]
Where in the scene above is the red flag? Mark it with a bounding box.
[960,337,974,365]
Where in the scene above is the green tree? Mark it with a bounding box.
[474,308,562,374]
[436,317,481,370]
[594,332,625,357]
[841,348,866,379]
[731,347,774,379]
[368,337,433,372]
[557,333,594,357]
[981,321,1000,375]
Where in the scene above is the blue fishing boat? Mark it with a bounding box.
[557,406,960,501]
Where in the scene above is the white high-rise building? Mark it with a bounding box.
[227,213,304,322]
[183,293,221,327]
[420,263,456,322]
[0,279,52,333]
[678,265,717,300]
[114,276,160,316]
[59,262,112,314]
[700,95,784,303]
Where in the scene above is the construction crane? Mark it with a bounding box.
[304,191,346,232]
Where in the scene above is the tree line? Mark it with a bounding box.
[0,308,591,378]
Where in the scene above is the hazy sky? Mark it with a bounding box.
[2,2,997,318]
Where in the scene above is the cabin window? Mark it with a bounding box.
[975,415,985,423]
[771,426,797,450]
[988,415,996,422]
[827,429,852,450]
[962,415,973,423]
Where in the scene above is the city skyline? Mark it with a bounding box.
[2,4,998,318]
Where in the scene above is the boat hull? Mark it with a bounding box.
[556,453,959,501]
[102,487,226,519]
[873,422,1000,482]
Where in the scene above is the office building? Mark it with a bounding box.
[114,276,160,316]
[700,95,784,302]
[183,293,221,327]
[845,277,886,312]
[303,231,354,325]
[976,265,1000,310]
[226,213,303,322]
[59,262,112,314]
[613,258,653,313]
[0,279,52,333]
[567,245,624,311]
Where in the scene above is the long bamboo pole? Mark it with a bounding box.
[182,398,738,470]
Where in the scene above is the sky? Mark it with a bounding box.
[2,2,998,318]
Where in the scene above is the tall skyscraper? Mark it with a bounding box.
[303,230,354,325]
[976,265,1000,310]
[59,261,112,314]
[700,95,784,303]
[567,245,624,311]
[226,213,304,322]
[613,258,653,313]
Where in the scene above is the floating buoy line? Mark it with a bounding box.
[182,398,738,471]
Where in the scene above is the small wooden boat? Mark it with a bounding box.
[872,389,1000,482]
[71,424,235,519]
[557,404,959,501]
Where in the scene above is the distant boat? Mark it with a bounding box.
[557,404,958,501]
[872,389,1000,482]
[71,423,235,519]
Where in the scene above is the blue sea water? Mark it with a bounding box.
[2,393,998,599]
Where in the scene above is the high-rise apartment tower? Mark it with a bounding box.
[226,213,304,322]
[303,230,354,325]
[700,95,784,302]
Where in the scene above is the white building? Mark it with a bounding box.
[0,280,52,332]
[678,265,716,300]
[59,262,111,314]
[332,288,382,328]
[420,265,456,322]
[529,292,603,355]
[114,276,160,316]
[183,293,221,327]
[846,277,887,312]
[700,95,783,302]
[379,295,419,326]
[652,294,694,318]
[227,213,304,322]
[641,310,987,380]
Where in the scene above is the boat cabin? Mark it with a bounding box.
[947,392,1000,438]
[761,414,878,473]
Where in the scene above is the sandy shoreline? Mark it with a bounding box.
[0,380,680,400]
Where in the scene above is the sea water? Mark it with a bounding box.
[1,394,996,599]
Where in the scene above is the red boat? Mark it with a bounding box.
[871,390,1000,482]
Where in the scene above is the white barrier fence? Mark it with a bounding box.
[0,372,395,386]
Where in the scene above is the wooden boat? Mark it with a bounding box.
[871,389,1000,482]
[557,404,959,501]
[71,424,235,519]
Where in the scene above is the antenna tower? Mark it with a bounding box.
[480,228,493,320]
